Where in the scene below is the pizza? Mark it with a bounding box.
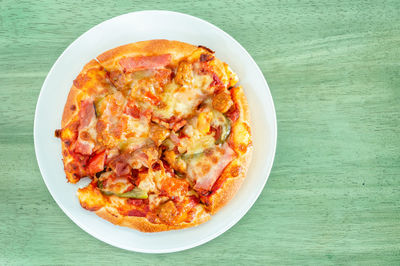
[55,40,252,232]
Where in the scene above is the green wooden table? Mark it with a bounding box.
[1,0,399,264]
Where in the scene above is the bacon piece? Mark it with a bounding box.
[74,101,96,156]
[119,54,171,72]
[187,143,235,192]
[74,140,94,155]
[87,151,106,175]
[115,161,131,176]
[79,100,95,128]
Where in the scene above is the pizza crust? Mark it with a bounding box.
[96,39,198,70]
[96,207,210,232]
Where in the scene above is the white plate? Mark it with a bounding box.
[34,10,277,253]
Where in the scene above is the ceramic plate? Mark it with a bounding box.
[34,10,277,253]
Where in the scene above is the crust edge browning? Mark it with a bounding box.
[96,207,211,232]
[206,86,253,214]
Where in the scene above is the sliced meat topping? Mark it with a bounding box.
[79,100,96,129]
[186,143,235,192]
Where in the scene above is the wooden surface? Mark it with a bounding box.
[1,0,399,264]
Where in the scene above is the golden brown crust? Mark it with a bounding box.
[96,39,198,69]
[206,86,253,214]
[61,86,80,128]
[96,207,210,232]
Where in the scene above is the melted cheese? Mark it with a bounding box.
[124,115,149,138]
[138,172,157,193]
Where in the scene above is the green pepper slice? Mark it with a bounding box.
[98,181,148,199]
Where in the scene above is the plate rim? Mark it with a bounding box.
[34,10,277,253]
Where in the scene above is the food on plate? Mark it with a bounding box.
[55,40,252,232]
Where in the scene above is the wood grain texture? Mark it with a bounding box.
[0,0,399,264]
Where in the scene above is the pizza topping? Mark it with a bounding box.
[87,151,106,175]
[197,111,213,134]
[118,137,152,153]
[100,187,148,199]
[186,143,235,192]
[137,169,158,193]
[163,150,187,174]
[74,139,94,155]
[149,123,170,146]
[157,200,179,224]
[226,104,240,122]
[97,174,148,199]
[79,100,96,129]
[174,61,193,86]
[124,101,141,118]
[119,54,171,72]
[161,177,189,198]
[114,161,131,176]
[211,110,231,144]
[130,146,159,169]
[212,90,233,113]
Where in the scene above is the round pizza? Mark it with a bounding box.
[55,40,252,232]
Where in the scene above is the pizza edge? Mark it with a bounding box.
[206,86,253,214]
[61,59,101,127]
[96,39,198,69]
[95,206,211,232]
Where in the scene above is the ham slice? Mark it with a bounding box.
[119,54,171,72]
[115,161,131,176]
[74,140,94,155]
[187,143,236,192]
[79,100,95,128]
[74,100,96,155]
[130,146,158,169]
[109,145,159,175]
